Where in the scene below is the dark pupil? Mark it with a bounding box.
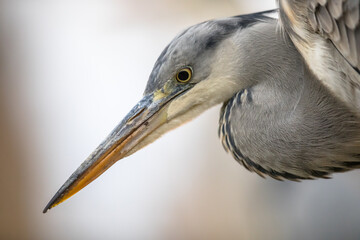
[178,71,189,81]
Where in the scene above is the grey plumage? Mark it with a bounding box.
[282,0,360,71]
[44,0,360,212]
[218,18,360,180]
[145,12,274,94]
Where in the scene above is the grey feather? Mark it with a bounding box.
[348,28,358,65]
[328,0,344,19]
[337,17,351,57]
[331,16,341,40]
[317,5,334,33]
[309,11,319,31]
[345,4,359,29]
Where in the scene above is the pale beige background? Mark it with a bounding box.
[1,0,360,239]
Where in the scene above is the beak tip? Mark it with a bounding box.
[42,207,49,214]
[43,189,65,214]
[43,201,53,213]
[43,199,57,214]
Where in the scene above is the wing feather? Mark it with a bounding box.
[279,0,360,112]
[308,0,360,68]
[345,3,359,28]
[281,0,360,68]
[328,0,343,19]
[318,5,334,33]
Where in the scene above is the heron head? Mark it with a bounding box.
[43,17,254,212]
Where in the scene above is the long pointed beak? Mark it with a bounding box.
[43,83,192,213]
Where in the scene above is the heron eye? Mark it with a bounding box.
[176,68,192,83]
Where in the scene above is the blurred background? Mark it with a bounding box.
[1,0,360,239]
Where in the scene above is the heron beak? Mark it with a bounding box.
[43,83,193,213]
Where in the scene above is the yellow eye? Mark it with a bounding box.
[176,68,192,83]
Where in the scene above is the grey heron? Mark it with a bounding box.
[43,0,360,213]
